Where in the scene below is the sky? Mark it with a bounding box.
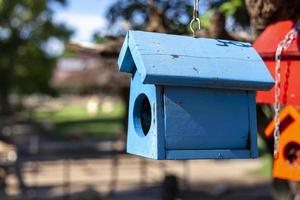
[52,0,116,42]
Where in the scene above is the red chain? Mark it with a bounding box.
[282,61,291,105]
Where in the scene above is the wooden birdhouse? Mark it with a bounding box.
[255,20,300,105]
[265,106,300,181]
[118,31,274,160]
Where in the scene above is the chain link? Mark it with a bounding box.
[190,0,201,37]
[273,28,298,159]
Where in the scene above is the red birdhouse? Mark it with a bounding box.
[254,20,300,105]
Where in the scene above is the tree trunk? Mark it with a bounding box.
[146,0,167,33]
[245,0,300,35]
[0,85,10,115]
[0,54,16,115]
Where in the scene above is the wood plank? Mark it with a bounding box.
[166,149,251,160]
[164,86,249,150]
[118,31,274,91]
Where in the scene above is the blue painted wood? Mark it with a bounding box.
[118,31,274,90]
[164,86,249,150]
[118,33,136,73]
[247,91,259,158]
[166,150,251,160]
[126,72,165,159]
[118,30,274,160]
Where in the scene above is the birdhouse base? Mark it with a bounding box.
[165,149,252,160]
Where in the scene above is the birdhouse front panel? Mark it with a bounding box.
[254,20,300,105]
[256,60,300,105]
[118,31,274,160]
[164,86,250,150]
[265,106,300,181]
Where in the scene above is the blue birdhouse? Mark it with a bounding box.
[118,31,274,160]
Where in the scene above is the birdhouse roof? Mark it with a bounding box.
[264,106,300,138]
[253,20,300,60]
[118,31,274,91]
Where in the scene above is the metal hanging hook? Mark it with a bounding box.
[189,0,201,37]
[190,18,201,37]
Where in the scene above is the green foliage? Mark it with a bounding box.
[61,49,79,58]
[107,0,193,35]
[106,0,250,34]
[0,0,72,113]
[210,0,250,28]
[219,0,242,16]
[200,10,214,29]
[92,32,109,44]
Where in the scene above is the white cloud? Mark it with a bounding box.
[54,12,107,42]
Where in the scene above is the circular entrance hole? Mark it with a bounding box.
[284,142,300,167]
[133,94,152,136]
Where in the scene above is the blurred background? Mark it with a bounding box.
[0,0,300,199]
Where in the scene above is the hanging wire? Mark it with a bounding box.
[189,0,201,37]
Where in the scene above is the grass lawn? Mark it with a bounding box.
[253,135,273,177]
[32,101,125,140]
[256,154,273,177]
[30,98,275,178]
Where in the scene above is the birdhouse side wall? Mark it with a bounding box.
[127,72,165,159]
